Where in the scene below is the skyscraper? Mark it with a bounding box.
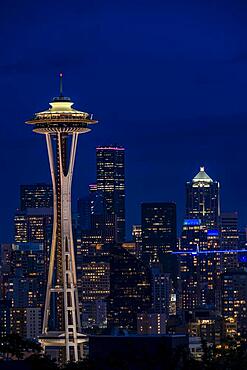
[9,186,53,340]
[186,166,220,228]
[77,184,104,232]
[141,202,177,265]
[10,245,45,308]
[221,270,247,336]
[20,183,53,211]
[77,242,151,332]
[14,185,53,302]
[220,212,239,271]
[96,146,125,242]
[107,244,151,332]
[26,75,98,362]
[220,212,239,250]
[79,260,110,329]
[151,266,171,316]
[179,167,221,311]
[14,208,52,248]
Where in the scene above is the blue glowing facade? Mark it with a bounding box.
[183,219,201,226]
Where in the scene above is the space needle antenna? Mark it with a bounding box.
[59,72,63,97]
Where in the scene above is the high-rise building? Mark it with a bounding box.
[14,208,53,248]
[13,186,53,315]
[186,166,220,228]
[151,265,171,317]
[141,202,177,266]
[77,242,151,332]
[179,244,222,311]
[220,212,239,258]
[10,307,42,340]
[220,212,239,249]
[10,245,45,308]
[26,74,98,362]
[96,146,125,242]
[20,183,53,211]
[179,167,221,312]
[107,244,151,332]
[79,260,110,328]
[9,187,53,348]
[221,270,247,336]
[220,212,239,271]
[77,184,104,232]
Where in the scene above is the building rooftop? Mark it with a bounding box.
[192,166,213,183]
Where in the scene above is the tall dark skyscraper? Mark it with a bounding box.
[186,166,220,228]
[141,202,177,265]
[77,184,104,232]
[107,244,151,332]
[20,183,53,211]
[179,167,221,311]
[96,146,125,242]
[220,212,239,272]
[220,212,239,250]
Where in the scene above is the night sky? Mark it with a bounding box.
[1,0,247,241]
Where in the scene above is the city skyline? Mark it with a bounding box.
[1,0,247,242]
[7,162,246,243]
[2,1,247,368]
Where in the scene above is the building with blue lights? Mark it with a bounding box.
[179,167,221,312]
[186,166,220,228]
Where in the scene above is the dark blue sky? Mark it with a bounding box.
[1,0,247,241]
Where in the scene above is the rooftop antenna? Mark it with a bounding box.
[59,72,63,97]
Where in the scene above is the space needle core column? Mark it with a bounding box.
[26,74,98,362]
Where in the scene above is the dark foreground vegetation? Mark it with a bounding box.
[1,334,247,370]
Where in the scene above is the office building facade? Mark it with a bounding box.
[141,202,177,265]
[96,146,125,242]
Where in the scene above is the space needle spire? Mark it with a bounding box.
[59,72,63,97]
[26,74,98,362]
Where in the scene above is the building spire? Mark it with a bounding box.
[59,72,63,97]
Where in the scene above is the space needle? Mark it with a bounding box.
[26,74,98,362]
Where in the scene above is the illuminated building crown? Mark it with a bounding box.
[192,166,213,183]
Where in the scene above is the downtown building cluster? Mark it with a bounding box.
[1,151,247,360]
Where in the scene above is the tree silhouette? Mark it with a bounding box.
[0,334,41,360]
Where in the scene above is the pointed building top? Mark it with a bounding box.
[192,166,213,183]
